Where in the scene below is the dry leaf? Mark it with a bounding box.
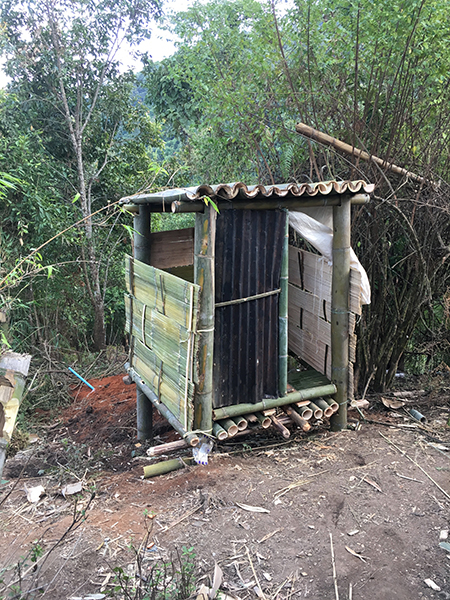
[381,397,405,410]
[236,502,270,514]
[211,563,223,599]
[345,546,368,562]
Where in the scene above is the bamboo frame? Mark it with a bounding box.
[133,205,154,441]
[193,205,217,435]
[330,197,351,431]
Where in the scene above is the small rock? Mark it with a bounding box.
[424,579,441,592]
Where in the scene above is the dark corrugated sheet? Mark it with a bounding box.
[213,209,286,408]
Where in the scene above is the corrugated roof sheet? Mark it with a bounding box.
[121,180,374,205]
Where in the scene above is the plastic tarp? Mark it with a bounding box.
[289,208,371,305]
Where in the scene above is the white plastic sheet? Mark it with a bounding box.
[289,209,371,305]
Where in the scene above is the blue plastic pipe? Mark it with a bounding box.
[68,366,95,391]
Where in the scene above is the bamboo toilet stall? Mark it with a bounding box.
[122,181,373,446]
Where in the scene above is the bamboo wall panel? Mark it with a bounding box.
[125,256,199,429]
[288,246,362,399]
[149,228,194,269]
[288,246,362,315]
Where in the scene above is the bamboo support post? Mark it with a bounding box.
[292,404,313,421]
[143,457,193,478]
[218,419,238,437]
[232,416,248,431]
[128,367,199,446]
[283,406,312,431]
[330,196,351,431]
[147,439,189,457]
[314,398,334,418]
[254,412,272,428]
[193,205,216,436]
[279,209,289,397]
[271,415,291,438]
[212,383,336,420]
[213,422,229,440]
[307,401,323,420]
[134,204,154,441]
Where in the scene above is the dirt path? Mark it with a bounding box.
[1,375,449,599]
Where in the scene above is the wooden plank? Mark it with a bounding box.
[288,246,362,315]
[149,228,194,269]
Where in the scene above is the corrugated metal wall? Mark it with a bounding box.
[213,209,286,408]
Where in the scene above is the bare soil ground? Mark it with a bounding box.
[1,372,450,600]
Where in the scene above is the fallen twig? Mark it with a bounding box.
[380,433,450,500]
[245,546,267,600]
[330,533,339,600]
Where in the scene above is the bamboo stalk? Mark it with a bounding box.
[307,401,323,420]
[193,206,216,435]
[271,415,291,438]
[325,398,340,413]
[254,412,272,428]
[143,457,193,479]
[232,416,248,431]
[330,196,351,431]
[146,439,189,457]
[218,419,239,437]
[283,406,312,431]
[292,404,313,421]
[279,209,289,397]
[213,422,229,441]
[296,122,426,184]
[170,194,370,213]
[212,383,336,420]
[314,398,334,418]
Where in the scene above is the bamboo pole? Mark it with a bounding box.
[271,415,291,438]
[232,416,248,431]
[325,398,339,413]
[213,422,229,440]
[295,122,426,184]
[147,439,189,457]
[128,367,199,446]
[193,205,216,435]
[307,402,323,420]
[171,194,370,213]
[279,209,289,397]
[143,457,193,478]
[292,404,313,421]
[314,398,334,418]
[212,383,336,420]
[330,197,351,431]
[134,204,154,441]
[254,412,272,428]
[218,419,238,437]
[283,406,311,431]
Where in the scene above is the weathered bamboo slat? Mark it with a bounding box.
[283,405,311,431]
[279,209,289,396]
[149,228,194,269]
[147,439,189,457]
[271,415,291,438]
[288,247,362,315]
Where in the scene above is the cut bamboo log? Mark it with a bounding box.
[254,412,272,428]
[213,422,229,440]
[271,415,291,438]
[283,406,312,432]
[143,457,193,478]
[218,419,238,437]
[307,402,323,420]
[324,398,339,413]
[292,404,313,421]
[147,439,188,457]
[314,398,334,418]
[232,416,248,431]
